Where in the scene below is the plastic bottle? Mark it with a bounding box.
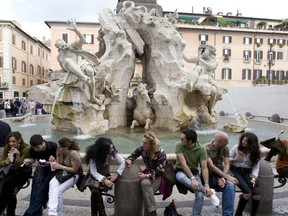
[210,189,220,207]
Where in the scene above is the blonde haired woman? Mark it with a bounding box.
[126,132,170,216]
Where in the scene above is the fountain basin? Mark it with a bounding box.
[2,115,288,154]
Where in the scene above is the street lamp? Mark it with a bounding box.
[268,45,273,86]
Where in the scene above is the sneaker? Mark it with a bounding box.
[210,189,220,207]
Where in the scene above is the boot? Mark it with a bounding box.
[6,197,17,216]
[235,196,249,216]
[149,210,158,216]
[91,190,107,216]
[250,199,260,216]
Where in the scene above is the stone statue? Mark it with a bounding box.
[28,1,227,134]
[184,45,226,115]
[55,19,102,105]
[223,114,248,133]
[130,83,155,129]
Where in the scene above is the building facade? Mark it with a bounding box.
[46,10,288,90]
[0,20,50,99]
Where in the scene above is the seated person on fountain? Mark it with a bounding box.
[126,132,172,216]
[55,19,102,105]
[260,130,288,177]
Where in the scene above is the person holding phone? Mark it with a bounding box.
[230,132,261,216]
[261,130,288,177]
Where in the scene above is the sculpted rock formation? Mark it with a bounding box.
[223,114,249,133]
[28,1,226,134]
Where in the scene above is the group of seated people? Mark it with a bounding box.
[0,119,287,216]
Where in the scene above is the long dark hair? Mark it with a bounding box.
[238,132,260,167]
[58,138,80,151]
[6,131,26,148]
[84,137,117,167]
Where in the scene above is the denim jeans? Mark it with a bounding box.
[214,180,235,216]
[48,174,79,216]
[176,171,205,216]
[23,168,55,216]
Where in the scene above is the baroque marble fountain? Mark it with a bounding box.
[28,1,227,135]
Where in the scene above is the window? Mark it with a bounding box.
[286,71,288,80]
[21,61,27,73]
[22,78,26,86]
[199,34,208,45]
[223,36,232,44]
[242,69,251,80]
[266,70,275,80]
[37,79,41,84]
[14,91,19,98]
[42,67,45,76]
[222,68,232,80]
[30,80,33,87]
[42,51,45,58]
[255,38,263,45]
[30,64,34,75]
[12,76,16,84]
[267,50,276,60]
[277,51,284,60]
[267,38,276,45]
[0,56,3,68]
[22,41,26,50]
[243,37,252,45]
[278,39,286,46]
[253,69,262,80]
[12,34,16,45]
[0,30,2,42]
[37,65,41,75]
[243,50,251,62]
[84,34,94,44]
[223,49,231,60]
[12,57,17,71]
[38,47,41,56]
[276,70,285,80]
[30,45,33,54]
[254,50,263,64]
[62,33,68,43]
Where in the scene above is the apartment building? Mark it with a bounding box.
[46,9,288,90]
[176,11,288,88]
[0,20,51,100]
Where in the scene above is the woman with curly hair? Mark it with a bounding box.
[84,137,125,216]
[230,132,261,216]
[125,132,169,216]
[48,138,82,216]
[0,131,31,216]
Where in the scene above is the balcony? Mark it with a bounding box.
[0,82,9,90]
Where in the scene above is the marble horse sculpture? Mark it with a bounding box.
[130,83,155,129]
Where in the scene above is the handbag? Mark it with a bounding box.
[164,199,182,216]
[55,170,75,183]
[163,162,176,186]
[80,171,111,192]
[0,164,13,178]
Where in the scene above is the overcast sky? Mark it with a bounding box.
[0,0,287,40]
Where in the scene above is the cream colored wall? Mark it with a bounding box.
[49,22,101,71]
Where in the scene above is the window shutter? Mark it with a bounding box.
[249,38,252,44]
[222,69,225,79]
[242,69,245,80]
[253,70,257,80]
[248,70,251,80]
[228,69,232,79]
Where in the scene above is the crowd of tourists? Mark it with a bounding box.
[0,98,45,118]
[0,118,287,216]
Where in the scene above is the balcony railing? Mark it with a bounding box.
[0,82,9,89]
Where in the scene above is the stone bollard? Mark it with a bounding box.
[245,160,274,215]
[114,163,143,216]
